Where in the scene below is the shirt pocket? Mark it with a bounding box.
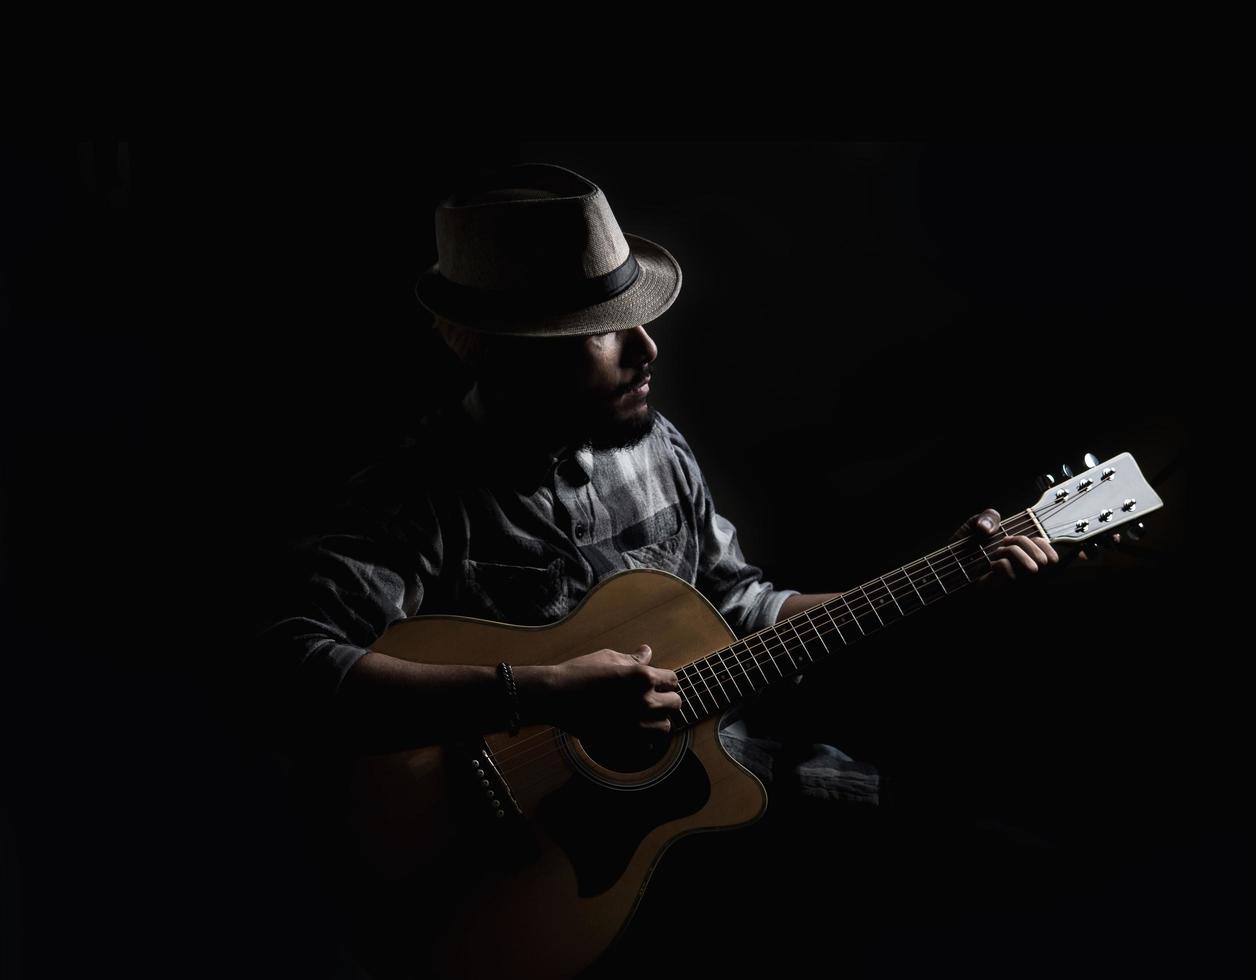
[621,523,694,580]
[460,555,568,625]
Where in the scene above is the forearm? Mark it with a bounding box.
[332,651,555,754]
[776,592,841,622]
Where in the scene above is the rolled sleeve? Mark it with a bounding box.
[254,528,418,703]
[250,457,442,735]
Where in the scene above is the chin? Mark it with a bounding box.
[585,403,658,451]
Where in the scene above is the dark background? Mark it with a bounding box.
[0,140,1230,976]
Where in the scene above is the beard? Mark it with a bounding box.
[581,400,658,451]
[526,388,658,455]
[479,373,659,456]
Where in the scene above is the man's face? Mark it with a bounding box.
[480,324,659,452]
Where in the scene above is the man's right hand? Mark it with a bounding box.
[538,644,681,738]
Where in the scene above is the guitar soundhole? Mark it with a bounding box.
[576,729,672,774]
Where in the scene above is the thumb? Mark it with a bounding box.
[953,509,1000,543]
[634,644,652,663]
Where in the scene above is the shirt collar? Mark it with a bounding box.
[460,382,593,491]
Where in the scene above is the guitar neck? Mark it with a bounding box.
[673,508,1039,728]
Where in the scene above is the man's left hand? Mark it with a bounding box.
[948,508,1062,589]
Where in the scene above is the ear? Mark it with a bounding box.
[433,315,486,369]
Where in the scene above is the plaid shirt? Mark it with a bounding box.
[256,382,879,805]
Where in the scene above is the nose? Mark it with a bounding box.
[626,324,657,368]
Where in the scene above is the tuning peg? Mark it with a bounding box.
[1083,452,1099,468]
[1034,472,1057,493]
[1060,463,1074,479]
[1123,521,1146,543]
[1083,530,1123,557]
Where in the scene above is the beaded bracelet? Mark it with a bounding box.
[497,662,521,736]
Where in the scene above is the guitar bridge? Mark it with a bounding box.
[445,738,540,871]
[468,738,524,819]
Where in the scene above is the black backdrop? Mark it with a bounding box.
[0,140,1228,977]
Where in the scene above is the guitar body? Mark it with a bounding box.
[327,568,768,980]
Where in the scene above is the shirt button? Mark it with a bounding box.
[574,522,586,538]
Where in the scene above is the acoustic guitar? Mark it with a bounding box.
[319,451,1163,980]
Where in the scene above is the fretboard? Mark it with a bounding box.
[673,511,1035,728]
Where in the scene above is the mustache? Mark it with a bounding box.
[622,371,651,393]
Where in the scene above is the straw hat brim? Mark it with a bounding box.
[414,232,682,338]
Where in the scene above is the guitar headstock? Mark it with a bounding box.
[1030,451,1163,545]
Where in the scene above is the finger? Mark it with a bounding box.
[992,544,1036,574]
[633,664,657,690]
[662,691,683,711]
[1035,536,1060,563]
[652,669,680,692]
[951,508,1002,543]
[1007,543,1039,574]
[981,559,1014,586]
[647,691,683,712]
[634,643,652,663]
[1004,534,1050,567]
[976,509,1001,536]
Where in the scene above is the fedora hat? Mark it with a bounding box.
[414,162,682,338]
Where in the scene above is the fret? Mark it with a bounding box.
[887,569,928,617]
[734,637,763,697]
[957,536,994,583]
[712,647,746,699]
[972,541,995,581]
[940,545,972,587]
[879,574,907,619]
[677,669,701,725]
[682,663,713,716]
[857,583,887,631]
[675,518,1025,725]
[783,614,818,667]
[900,562,933,610]
[764,625,797,674]
[800,609,832,656]
[923,553,950,596]
[915,555,949,602]
[735,643,759,694]
[748,631,783,697]
[837,592,865,637]
[702,648,733,706]
[699,657,727,708]
[818,600,850,645]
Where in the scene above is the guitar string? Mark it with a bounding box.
[665,489,1114,713]
[487,507,1056,771]
[667,496,1109,719]
[489,504,1079,779]
[489,508,1083,788]
[489,490,1109,784]
[501,481,1110,770]
[491,522,1033,793]
[498,510,1119,800]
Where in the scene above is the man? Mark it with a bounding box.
[252,161,1070,976]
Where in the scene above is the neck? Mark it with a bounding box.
[476,379,577,458]
[673,509,1043,727]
